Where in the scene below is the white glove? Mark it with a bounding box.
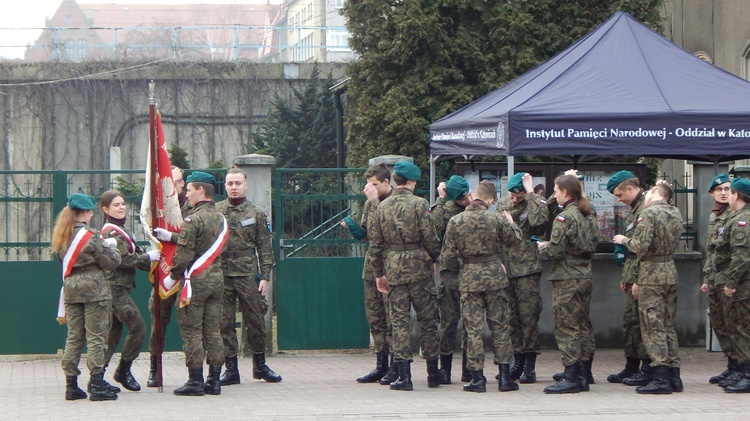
[146,250,161,262]
[153,227,173,242]
[102,238,117,248]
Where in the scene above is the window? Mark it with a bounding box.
[64,39,73,59]
[77,39,87,60]
[327,30,350,51]
[334,0,345,9]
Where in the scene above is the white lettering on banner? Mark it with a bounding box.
[729,129,750,138]
[674,128,715,137]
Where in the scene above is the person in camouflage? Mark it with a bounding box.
[496,172,549,383]
[216,167,280,387]
[431,175,472,384]
[341,163,395,384]
[99,191,161,392]
[538,175,598,394]
[614,182,684,394]
[168,171,227,396]
[52,193,122,401]
[720,177,750,393]
[441,180,522,393]
[369,161,441,391]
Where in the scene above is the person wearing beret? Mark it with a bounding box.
[606,170,653,386]
[496,172,549,384]
[614,182,685,394]
[369,160,441,391]
[719,177,750,393]
[700,173,738,385]
[52,193,122,401]
[431,175,472,384]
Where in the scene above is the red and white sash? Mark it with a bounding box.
[101,223,136,253]
[57,228,94,324]
[179,216,229,307]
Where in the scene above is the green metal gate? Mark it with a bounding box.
[274,168,370,350]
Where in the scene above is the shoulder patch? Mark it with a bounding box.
[184,217,191,223]
[637,216,643,223]
[556,215,566,222]
[739,221,747,227]
[540,200,547,205]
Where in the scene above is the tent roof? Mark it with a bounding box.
[429,12,750,161]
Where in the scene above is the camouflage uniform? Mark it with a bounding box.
[720,204,750,371]
[216,198,275,357]
[621,193,649,361]
[620,199,684,368]
[102,225,151,366]
[497,193,548,355]
[440,200,522,370]
[171,201,226,369]
[60,223,122,376]
[704,205,734,359]
[369,188,440,363]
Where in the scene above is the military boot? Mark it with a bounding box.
[64,375,87,401]
[379,355,398,385]
[390,362,413,391]
[204,365,222,395]
[426,358,441,388]
[147,355,158,388]
[357,352,389,383]
[584,356,595,384]
[461,350,471,382]
[544,364,581,394]
[87,368,120,394]
[711,358,737,384]
[719,369,743,388]
[636,365,672,394]
[463,370,486,393]
[509,354,524,380]
[670,367,683,392]
[579,361,590,392]
[439,354,453,385]
[174,367,205,396]
[114,359,141,392]
[220,356,241,386]
[253,353,282,382]
[89,373,118,401]
[498,364,519,392]
[724,364,750,393]
[607,356,640,383]
[519,352,537,384]
[622,359,653,386]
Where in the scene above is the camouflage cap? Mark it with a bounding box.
[507,172,525,193]
[445,175,469,200]
[606,170,636,193]
[709,173,730,192]
[731,177,750,196]
[186,171,216,186]
[67,193,96,210]
[394,161,421,181]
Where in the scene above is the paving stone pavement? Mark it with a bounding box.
[1,347,749,420]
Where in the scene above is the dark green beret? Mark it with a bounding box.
[445,175,469,200]
[67,193,96,210]
[708,173,730,192]
[394,161,421,181]
[607,170,636,193]
[731,178,750,196]
[343,216,366,240]
[507,172,525,193]
[186,171,216,186]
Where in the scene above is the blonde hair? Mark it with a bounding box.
[51,207,83,256]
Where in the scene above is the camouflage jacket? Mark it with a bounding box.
[431,196,466,273]
[620,192,645,285]
[60,223,121,303]
[703,205,732,286]
[369,188,440,285]
[170,201,226,283]
[216,198,274,279]
[716,204,750,299]
[621,200,683,286]
[102,224,151,290]
[167,199,194,243]
[440,200,522,293]
[496,193,549,278]
[541,202,598,281]
[359,189,392,280]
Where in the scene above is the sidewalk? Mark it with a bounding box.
[1,347,748,420]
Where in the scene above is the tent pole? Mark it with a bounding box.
[507,156,515,188]
[430,155,438,204]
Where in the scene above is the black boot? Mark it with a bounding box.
[607,356,640,383]
[439,354,453,385]
[390,362,413,391]
[87,368,120,394]
[147,355,158,388]
[114,359,141,392]
[719,369,744,388]
[204,365,222,395]
[461,350,471,382]
[220,356,241,386]
[544,364,581,394]
[89,373,118,401]
[174,367,205,396]
[427,358,440,388]
[519,352,537,384]
[463,369,486,393]
[379,355,398,385]
[585,356,595,384]
[724,364,750,393]
[357,352,389,383]
[499,364,519,392]
[253,353,282,382]
[65,375,87,401]
[670,366,683,392]
[622,359,653,386]
[711,358,736,384]
[508,353,524,380]
[579,361,590,392]
[636,365,672,394]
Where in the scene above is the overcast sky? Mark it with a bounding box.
[0,0,283,59]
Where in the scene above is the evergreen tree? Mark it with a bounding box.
[168,144,191,169]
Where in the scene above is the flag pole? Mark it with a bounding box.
[148,80,164,392]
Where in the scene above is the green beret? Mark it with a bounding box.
[67,193,96,210]
[343,216,366,240]
[507,172,525,193]
[607,170,636,193]
[709,173,730,192]
[445,175,469,200]
[731,178,750,196]
[186,171,216,186]
[394,161,421,181]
